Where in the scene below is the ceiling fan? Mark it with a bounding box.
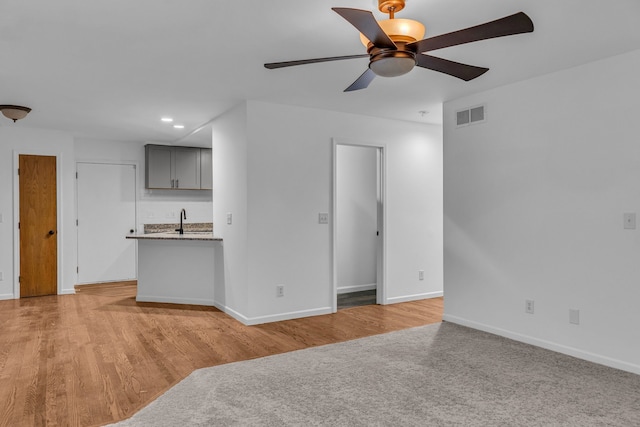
[264,0,534,92]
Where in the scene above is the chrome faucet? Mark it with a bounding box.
[176,209,187,234]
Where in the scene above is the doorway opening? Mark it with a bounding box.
[333,141,384,311]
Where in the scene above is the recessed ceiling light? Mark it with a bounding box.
[161,117,173,122]
[173,124,184,129]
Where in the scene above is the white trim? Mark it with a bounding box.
[0,293,15,301]
[136,295,215,306]
[443,314,640,376]
[13,150,65,299]
[332,137,387,312]
[386,291,443,304]
[213,302,332,326]
[59,289,76,295]
[213,302,251,324]
[337,283,376,294]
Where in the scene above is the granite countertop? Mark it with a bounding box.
[126,232,222,241]
[126,222,222,241]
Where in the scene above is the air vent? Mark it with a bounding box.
[456,105,486,127]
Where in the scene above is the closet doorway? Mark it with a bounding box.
[333,141,385,311]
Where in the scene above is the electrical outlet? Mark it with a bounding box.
[318,213,329,224]
[569,309,580,325]
[525,300,535,314]
[418,270,424,280]
[276,285,284,297]
[0,271,3,281]
[0,213,3,223]
[226,213,232,225]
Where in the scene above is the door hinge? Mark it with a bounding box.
[18,222,20,229]
[76,172,78,179]
[76,219,79,226]
[18,276,21,283]
[17,168,20,175]
[77,266,79,273]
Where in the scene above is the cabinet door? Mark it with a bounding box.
[174,147,201,189]
[146,145,173,189]
[200,148,212,190]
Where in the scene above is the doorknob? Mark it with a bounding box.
[48,230,55,235]
[130,229,134,233]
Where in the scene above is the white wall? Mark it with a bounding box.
[336,145,377,293]
[211,103,250,317]
[75,138,213,232]
[213,100,443,324]
[0,127,77,297]
[443,49,640,374]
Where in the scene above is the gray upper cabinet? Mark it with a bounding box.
[173,147,201,189]
[145,144,210,190]
[200,148,212,190]
[145,145,173,189]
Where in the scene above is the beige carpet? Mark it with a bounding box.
[110,322,640,426]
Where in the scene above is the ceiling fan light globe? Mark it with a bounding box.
[370,56,415,77]
[360,18,425,46]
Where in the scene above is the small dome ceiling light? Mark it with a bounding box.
[0,105,31,122]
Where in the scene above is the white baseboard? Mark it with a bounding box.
[59,289,76,295]
[337,283,376,294]
[0,293,14,300]
[213,301,332,326]
[386,290,443,304]
[213,302,251,324]
[443,314,640,376]
[136,295,215,306]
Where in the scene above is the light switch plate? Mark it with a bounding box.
[226,213,232,225]
[623,213,636,229]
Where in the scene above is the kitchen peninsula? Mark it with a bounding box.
[126,223,222,306]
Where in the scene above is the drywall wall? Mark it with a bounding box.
[336,144,377,293]
[211,103,249,318]
[75,138,213,232]
[212,100,442,324]
[0,127,77,297]
[443,49,640,374]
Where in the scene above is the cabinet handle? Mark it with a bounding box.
[171,179,175,188]
[176,179,179,188]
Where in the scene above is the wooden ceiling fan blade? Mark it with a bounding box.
[264,54,369,69]
[408,12,534,53]
[332,8,397,50]
[416,54,489,81]
[344,68,376,92]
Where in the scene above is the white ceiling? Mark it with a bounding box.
[2,0,640,146]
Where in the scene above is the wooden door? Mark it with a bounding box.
[19,155,57,297]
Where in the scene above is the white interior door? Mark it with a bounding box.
[77,162,137,284]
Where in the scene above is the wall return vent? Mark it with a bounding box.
[456,105,486,127]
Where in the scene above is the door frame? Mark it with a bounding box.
[75,160,139,284]
[12,149,64,298]
[331,137,387,312]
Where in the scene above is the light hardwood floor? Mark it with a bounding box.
[0,282,443,427]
